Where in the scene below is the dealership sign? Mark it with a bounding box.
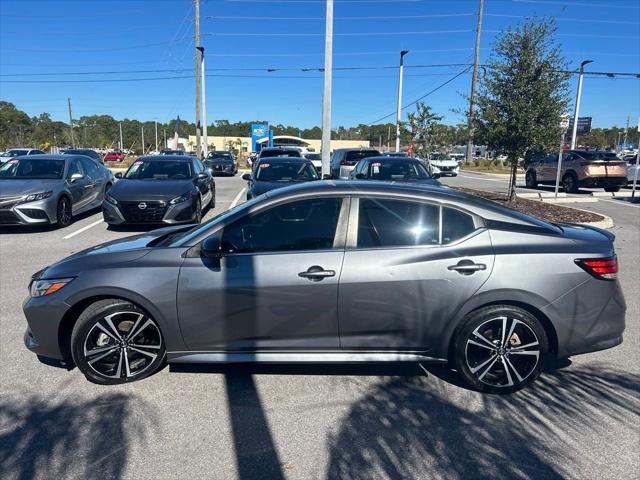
[251,124,270,151]
[568,117,592,135]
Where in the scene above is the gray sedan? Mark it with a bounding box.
[0,154,113,227]
[22,181,625,393]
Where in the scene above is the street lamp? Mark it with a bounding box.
[570,59,593,150]
[196,46,208,159]
[395,50,409,152]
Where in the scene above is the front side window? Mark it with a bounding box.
[357,198,439,248]
[79,157,99,176]
[66,159,83,179]
[221,198,342,253]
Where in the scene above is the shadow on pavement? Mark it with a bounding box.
[326,363,640,480]
[0,393,158,480]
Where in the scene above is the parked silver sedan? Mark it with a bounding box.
[0,154,113,227]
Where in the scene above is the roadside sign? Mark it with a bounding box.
[560,115,570,130]
[568,117,592,135]
[251,124,269,152]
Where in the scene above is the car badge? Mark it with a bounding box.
[138,202,147,210]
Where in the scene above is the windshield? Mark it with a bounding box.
[576,151,621,161]
[124,160,192,180]
[259,149,300,158]
[345,150,380,162]
[304,153,321,160]
[208,153,233,160]
[255,162,318,182]
[0,158,65,179]
[366,160,430,180]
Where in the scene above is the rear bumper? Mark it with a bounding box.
[578,176,627,188]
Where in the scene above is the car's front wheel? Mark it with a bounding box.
[525,170,538,189]
[193,197,202,223]
[453,305,548,394]
[71,299,165,385]
[562,172,579,193]
[56,196,72,228]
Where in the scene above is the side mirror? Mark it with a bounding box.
[354,173,366,180]
[322,174,332,180]
[201,236,223,258]
[114,172,123,179]
[242,173,251,181]
[432,172,441,179]
[69,172,84,182]
[197,172,209,179]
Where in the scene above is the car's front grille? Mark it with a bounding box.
[0,210,20,224]
[0,195,23,210]
[119,201,168,223]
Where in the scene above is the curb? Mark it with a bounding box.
[540,197,598,203]
[573,206,615,229]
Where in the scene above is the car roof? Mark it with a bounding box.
[137,155,194,162]
[260,147,299,151]
[336,148,380,152]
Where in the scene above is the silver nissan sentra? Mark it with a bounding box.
[22,181,625,393]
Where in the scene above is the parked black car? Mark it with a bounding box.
[103,155,214,225]
[349,156,442,187]
[243,157,319,200]
[205,151,237,176]
[62,149,104,164]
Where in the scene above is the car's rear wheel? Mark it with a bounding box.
[56,197,72,228]
[71,299,165,385]
[193,197,202,223]
[525,170,538,189]
[453,305,548,394]
[562,172,579,193]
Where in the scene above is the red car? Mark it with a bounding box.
[103,151,125,162]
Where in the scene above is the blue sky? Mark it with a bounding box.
[0,0,638,129]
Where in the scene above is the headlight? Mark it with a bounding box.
[170,192,191,205]
[25,191,53,202]
[105,193,118,205]
[30,277,74,297]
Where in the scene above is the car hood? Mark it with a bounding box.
[39,225,190,279]
[109,179,193,201]
[0,179,61,198]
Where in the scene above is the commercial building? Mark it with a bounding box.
[186,135,370,154]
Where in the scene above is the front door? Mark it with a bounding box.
[177,196,347,351]
[338,197,494,351]
[65,158,92,210]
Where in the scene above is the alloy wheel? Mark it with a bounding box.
[464,316,541,389]
[57,198,72,226]
[83,311,162,380]
[194,198,202,223]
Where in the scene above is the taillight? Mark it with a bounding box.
[575,256,618,280]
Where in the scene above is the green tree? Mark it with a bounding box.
[0,101,33,149]
[406,102,443,158]
[475,19,570,199]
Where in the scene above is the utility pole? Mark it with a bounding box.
[320,0,334,178]
[67,97,75,148]
[194,0,202,158]
[141,126,145,155]
[623,116,630,150]
[570,60,593,149]
[164,129,167,149]
[387,125,391,152]
[155,120,159,152]
[395,50,409,152]
[119,122,123,151]
[197,46,208,158]
[465,0,484,164]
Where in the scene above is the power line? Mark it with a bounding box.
[512,0,640,8]
[202,29,473,37]
[484,30,639,40]
[485,13,640,25]
[367,67,473,125]
[1,39,190,53]
[204,13,474,20]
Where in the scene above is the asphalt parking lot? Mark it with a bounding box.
[1,173,638,480]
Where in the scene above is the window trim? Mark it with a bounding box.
[346,195,483,251]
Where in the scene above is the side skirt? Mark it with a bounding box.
[167,351,448,364]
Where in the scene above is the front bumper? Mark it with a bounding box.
[103,199,195,225]
[432,165,460,176]
[23,293,70,361]
[208,163,236,175]
[0,197,56,225]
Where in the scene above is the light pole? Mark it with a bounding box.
[395,50,409,152]
[154,120,158,153]
[320,0,334,178]
[570,60,593,150]
[197,46,208,159]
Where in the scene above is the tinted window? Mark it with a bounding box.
[0,159,65,179]
[221,198,342,253]
[79,157,99,176]
[442,207,476,243]
[357,198,439,248]
[67,159,83,178]
[255,162,318,181]
[366,160,429,180]
[345,150,380,162]
[124,160,191,180]
[259,149,301,158]
[543,155,556,164]
[192,159,204,174]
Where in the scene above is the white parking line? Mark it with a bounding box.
[230,188,246,209]
[62,219,104,239]
[599,198,640,209]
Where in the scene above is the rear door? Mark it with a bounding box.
[338,197,494,351]
[177,196,349,351]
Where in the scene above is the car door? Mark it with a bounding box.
[177,196,348,351]
[78,157,104,207]
[192,158,212,205]
[65,158,92,210]
[338,196,494,351]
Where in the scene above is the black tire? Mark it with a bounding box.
[604,186,620,193]
[71,299,165,385]
[56,196,72,228]
[562,172,579,193]
[525,170,538,189]
[453,305,548,394]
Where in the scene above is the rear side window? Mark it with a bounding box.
[442,207,476,243]
[357,198,439,248]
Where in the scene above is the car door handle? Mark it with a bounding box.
[447,260,486,275]
[299,266,335,281]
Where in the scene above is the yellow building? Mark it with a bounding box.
[187,135,370,154]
